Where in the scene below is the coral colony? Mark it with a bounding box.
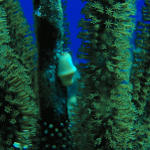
[1,0,150,150]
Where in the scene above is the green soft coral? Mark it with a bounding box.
[0,0,39,149]
[74,0,136,149]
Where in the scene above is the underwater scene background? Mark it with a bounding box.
[0,0,150,149]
